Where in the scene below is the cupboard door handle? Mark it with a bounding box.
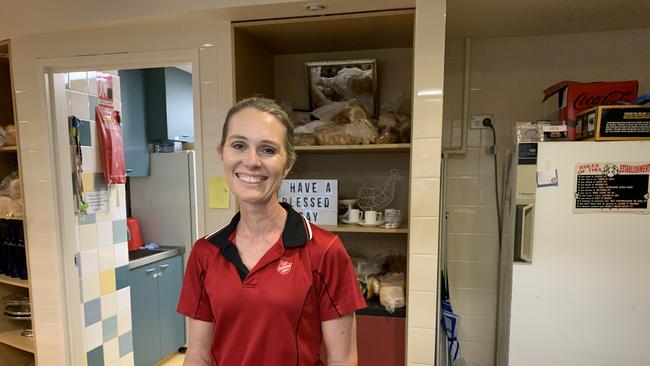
[145,268,156,276]
[159,264,170,271]
[125,168,133,173]
[152,271,161,278]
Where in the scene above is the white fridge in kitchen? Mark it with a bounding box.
[130,150,199,266]
[498,141,650,365]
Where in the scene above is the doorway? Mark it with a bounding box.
[44,50,203,366]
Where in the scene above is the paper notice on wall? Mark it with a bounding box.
[574,162,650,214]
[85,190,109,214]
[209,177,229,209]
[537,169,559,187]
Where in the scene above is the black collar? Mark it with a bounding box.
[206,203,310,281]
[207,202,309,250]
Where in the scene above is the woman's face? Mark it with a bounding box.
[219,108,291,206]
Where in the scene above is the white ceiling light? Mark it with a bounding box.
[305,3,327,12]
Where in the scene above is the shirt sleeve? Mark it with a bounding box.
[316,236,367,321]
[177,240,214,322]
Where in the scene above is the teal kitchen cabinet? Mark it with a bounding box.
[119,69,150,176]
[145,67,194,143]
[130,255,186,366]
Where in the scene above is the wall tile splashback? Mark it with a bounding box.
[65,71,134,365]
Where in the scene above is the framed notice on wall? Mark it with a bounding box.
[574,162,650,214]
[278,179,338,225]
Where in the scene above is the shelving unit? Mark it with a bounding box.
[0,329,34,353]
[234,10,413,365]
[0,274,29,288]
[0,39,36,365]
[322,224,408,234]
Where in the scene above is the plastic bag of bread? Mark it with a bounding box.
[294,120,326,134]
[378,112,399,131]
[294,133,318,146]
[378,272,406,313]
[0,174,20,199]
[376,128,400,144]
[4,124,16,146]
[311,101,348,123]
[0,126,6,148]
[330,68,374,116]
[331,102,370,125]
[397,114,411,142]
[0,196,22,218]
[314,118,378,145]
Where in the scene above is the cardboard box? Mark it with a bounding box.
[542,80,638,140]
[576,105,650,141]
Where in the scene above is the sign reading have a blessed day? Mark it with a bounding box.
[278,179,338,225]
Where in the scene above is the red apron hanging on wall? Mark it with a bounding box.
[95,106,126,184]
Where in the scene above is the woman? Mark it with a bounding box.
[177,97,367,366]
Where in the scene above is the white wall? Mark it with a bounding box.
[442,28,650,366]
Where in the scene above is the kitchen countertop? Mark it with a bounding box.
[128,246,185,270]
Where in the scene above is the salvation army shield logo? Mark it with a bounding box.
[277,260,293,275]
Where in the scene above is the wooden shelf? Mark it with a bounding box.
[0,217,23,221]
[0,274,29,288]
[0,146,17,152]
[0,329,34,354]
[295,143,410,154]
[321,224,408,234]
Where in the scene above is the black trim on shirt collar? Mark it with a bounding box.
[207,202,309,249]
[206,202,309,280]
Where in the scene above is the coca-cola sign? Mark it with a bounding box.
[573,90,636,110]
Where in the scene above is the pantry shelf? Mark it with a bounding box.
[295,143,410,154]
[0,329,34,354]
[0,274,29,288]
[0,217,23,221]
[322,224,408,234]
[0,146,17,152]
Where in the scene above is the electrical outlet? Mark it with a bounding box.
[470,114,492,129]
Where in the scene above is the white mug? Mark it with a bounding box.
[347,209,363,223]
[384,208,401,229]
[363,210,382,224]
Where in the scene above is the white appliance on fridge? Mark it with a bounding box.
[498,141,650,365]
[130,150,199,266]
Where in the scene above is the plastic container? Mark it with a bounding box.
[126,217,143,251]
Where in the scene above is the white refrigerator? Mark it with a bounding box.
[499,141,650,365]
[129,151,199,266]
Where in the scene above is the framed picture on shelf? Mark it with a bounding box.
[305,59,378,117]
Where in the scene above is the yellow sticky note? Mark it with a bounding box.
[81,172,94,192]
[209,176,229,209]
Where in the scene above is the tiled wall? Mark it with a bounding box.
[442,28,650,365]
[405,1,446,365]
[65,71,134,366]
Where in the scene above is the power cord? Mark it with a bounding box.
[482,117,502,244]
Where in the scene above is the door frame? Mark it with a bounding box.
[39,48,204,364]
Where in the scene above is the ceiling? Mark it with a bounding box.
[2,0,650,41]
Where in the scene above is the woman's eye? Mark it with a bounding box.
[261,146,277,155]
[232,142,245,151]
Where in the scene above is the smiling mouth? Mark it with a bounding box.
[236,173,267,184]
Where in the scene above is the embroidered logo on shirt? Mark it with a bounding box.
[277,260,292,275]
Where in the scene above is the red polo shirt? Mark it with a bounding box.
[177,203,366,366]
